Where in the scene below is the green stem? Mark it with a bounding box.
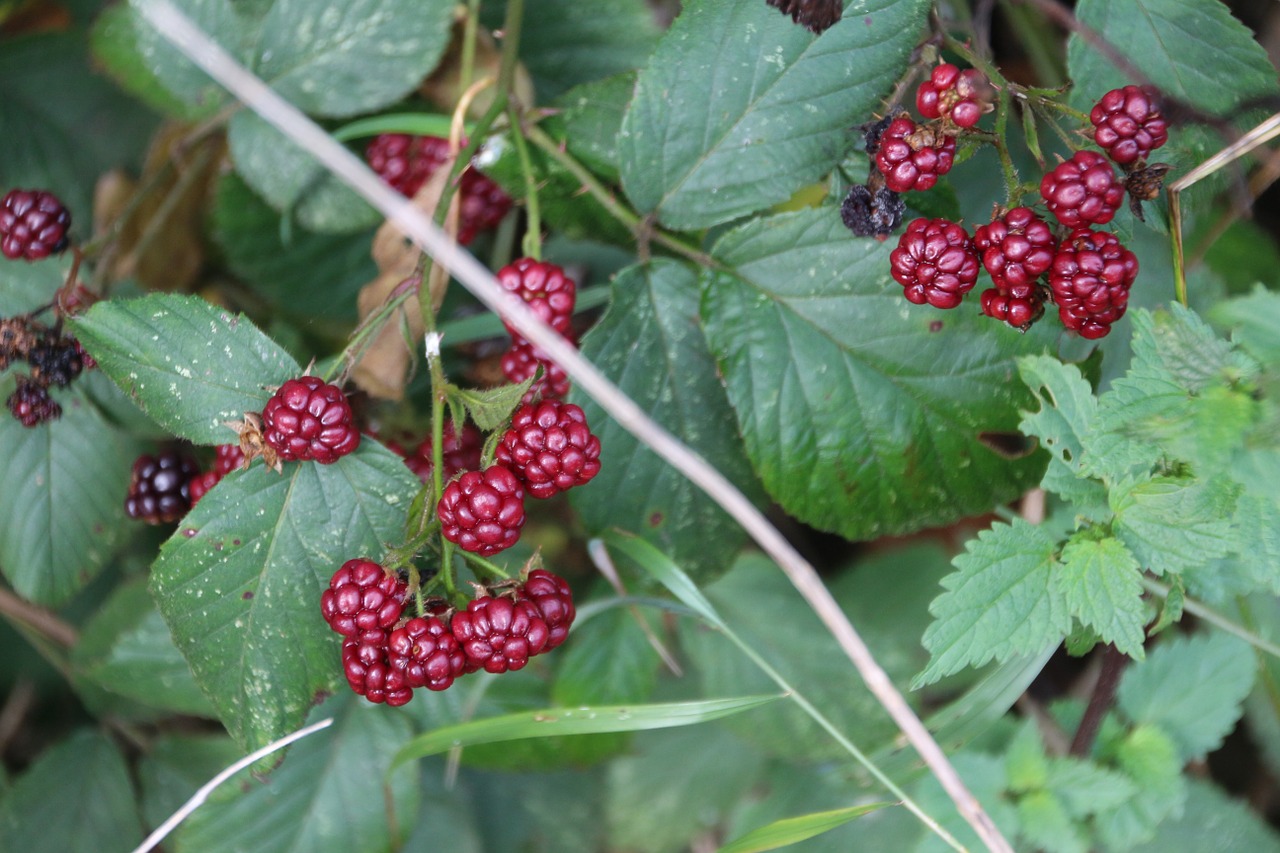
[1141,577,1280,659]
[459,0,481,95]
[507,101,542,260]
[992,88,1020,204]
[459,551,511,580]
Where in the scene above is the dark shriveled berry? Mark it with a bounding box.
[0,190,71,261]
[437,465,526,556]
[320,558,407,637]
[764,0,842,34]
[840,185,905,238]
[889,218,980,309]
[1040,151,1125,228]
[7,377,61,427]
[27,336,84,388]
[261,376,360,464]
[125,451,200,524]
[495,401,601,499]
[1049,228,1139,339]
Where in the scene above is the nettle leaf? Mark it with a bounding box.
[0,381,144,606]
[1111,475,1236,576]
[178,698,418,853]
[1044,757,1140,819]
[619,0,929,230]
[1095,724,1185,851]
[453,381,533,432]
[1053,535,1146,658]
[571,261,766,582]
[1017,789,1085,853]
[150,443,418,751]
[70,293,301,446]
[1130,305,1258,392]
[1017,355,1099,478]
[1233,494,1280,594]
[703,209,1049,541]
[1117,632,1255,762]
[1129,777,1280,853]
[917,519,1070,686]
[72,578,216,717]
[0,730,143,853]
[1213,286,1280,367]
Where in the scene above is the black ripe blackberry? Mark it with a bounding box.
[125,451,200,524]
[7,377,60,427]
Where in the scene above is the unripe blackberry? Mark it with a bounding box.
[387,616,466,691]
[980,286,1046,331]
[495,400,601,499]
[1049,228,1139,339]
[889,218,980,309]
[450,595,550,674]
[401,421,483,485]
[519,569,576,652]
[261,376,360,464]
[437,465,526,556]
[915,64,991,129]
[7,377,60,427]
[188,471,220,507]
[320,559,407,637]
[1040,151,1125,227]
[973,207,1056,290]
[875,117,956,193]
[0,189,71,261]
[496,257,577,339]
[1091,85,1168,166]
[342,635,413,706]
[501,340,572,404]
[125,451,200,524]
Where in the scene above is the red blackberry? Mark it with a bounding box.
[125,450,200,524]
[973,207,1056,290]
[6,377,60,427]
[387,616,466,691]
[889,218,980,309]
[495,400,601,499]
[1040,151,1125,228]
[518,569,576,652]
[1048,228,1139,339]
[1091,86,1168,167]
[449,595,550,674]
[0,190,71,261]
[496,258,577,339]
[320,558,407,637]
[915,64,991,129]
[188,444,246,507]
[188,470,220,507]
[261,376,360,464]
[27,335,84,388]
[874,117,956,193]
[980,286,1046,331]
[401,421,483,485]
[342,634,413,706]
[501,340,572,403]
[365,133,511,245]
[437,465,526,556]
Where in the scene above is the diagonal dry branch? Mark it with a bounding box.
[131,2,1013,849]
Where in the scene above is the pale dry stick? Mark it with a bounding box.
[128,717,334,853]
[131,3,1012,849]
[1169,111,1280,305]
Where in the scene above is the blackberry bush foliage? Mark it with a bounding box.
[5,1,1280,852]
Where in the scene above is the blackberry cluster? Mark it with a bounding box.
[320,560,577,705]
[496,257,580,405]
[853,73,1165,339]
[0,189,71,262]
[365,133,512,245]
[1,313,92,427]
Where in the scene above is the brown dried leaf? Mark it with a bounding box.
[419,12,535,115]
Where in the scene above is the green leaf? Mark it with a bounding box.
[1094,724,1185,851]
[0,30,158,226]
[226,112,381,234]
[908,752,1020,853]
[1016,354,1099,479]
[72,578,216,717]
[601,530,725,627]
[718,803,894,853]
[1004,719,1049,793]
[571,261,766,581]
[0,730,143,853]
[1130,777,1280,853]
[177,698,418,853]
[1213,286,1280,367]
[917,519,1071,685]
[703,209,1049,541]
[619,0,930,230]
[70,293,302,445]
[1129,305,1258,394]
[392,694,781,768]
[1233,493,1280,594]
[1117,632,1255,761]
[1017,790,1086,853]
[137,734,241,832]
[1111,475,1236,575]
[487,0,660,102]
[150,443,418,751]
[91,5,208,119]
[558,73,635,183]
[453,381,533,432]
[1053,535,1146,657]
[1043,756,1139,818]
[209,173,377,325]
[0,381,144,605]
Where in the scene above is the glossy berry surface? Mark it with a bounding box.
[889,218,980,309]
[496,257,577,339]
[973,207,1056,290]
[450,595,549,674]
[437,465,526,556]
[387,616,466,691]
[519,569,576,652]
[365,133,511,245]
[1049,228,1139,339]
[496,400,601,499]
[501,340,571,403]
[0,190,71,261]
[1040,151,1125,228]
[342,634,412,706]
[188,471,219,507]
[261,376,360,464]
[1091,85,1168,166]
[125,451,199,524]
[980,286,1046,331]
[7,378,60,427]
[915,64,989,129]
[875,117,956,193]
[320,559,407,638]
[400,421,483,485]
[189,444,246,507]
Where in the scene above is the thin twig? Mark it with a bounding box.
[0,586,78,647]
[130,4,1013,849]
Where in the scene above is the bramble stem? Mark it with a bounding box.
[1069,644,1127,757]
